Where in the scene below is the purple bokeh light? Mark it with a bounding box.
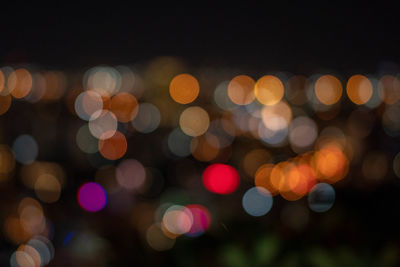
[77,182,107,212]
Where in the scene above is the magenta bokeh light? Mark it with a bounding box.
[77,182,107,212]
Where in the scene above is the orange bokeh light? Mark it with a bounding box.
[109,92,139,122]
[169,73,200,104]
[314,75,343,105]
[98,131,128,160]
[227,75,255,105]
[346,74,373,105]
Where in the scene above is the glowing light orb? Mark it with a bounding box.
[202,163,239,194]
[242,187,273,216]
[185,204,211,237]
[308,183,335,212]
[77,182,107,212]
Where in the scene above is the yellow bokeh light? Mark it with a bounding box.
[346,74,373,105]
[227,75,255,105]
[314,75,343,105]
[255,75,284,106]
[179,106,210,137]
[169,73,200,104]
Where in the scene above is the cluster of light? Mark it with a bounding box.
[10,236,54,267]
[146,202,211,251]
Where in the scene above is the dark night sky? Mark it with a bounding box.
[1,3,400,73]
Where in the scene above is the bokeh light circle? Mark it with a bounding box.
[77,182,107,212]
[307,183,335,212]
[202,163,240,194]
[242,187,273,216]
[169,73,200,104]
[179,106,210,137]
[254,75,284,106]
[12,135,39,165]
[314,75,343,105]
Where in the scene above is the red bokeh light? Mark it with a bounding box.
[202,163,239,194]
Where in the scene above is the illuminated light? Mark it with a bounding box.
[84,66,121,96]
[0,94,12,115]
[17,244,41,267]
[0,145,15,181]
[74,90,103,121]
[362,151,388,182]
[18,198,45,236]
[131,103,161,133]
[12,135,39,165]
[0,67,15,95]
[393,152,400,178]
[254,75,284,106]
[98,131,127,160]
[313,145,348,183]
[214,81,237,110]
[162,205,194,235]
[27,236,54,266]
[76,124,99,153]
[109,92,139,122]
[378,75,400,105]
[4,216,30,244]
[10,250,35,267]
[20,161,65,190]
[190,135,220,162]
[285,75,309,106]
[8,68,33,98]
[34,174,61,203]
[287,164,316,196]
[88,110,118,140]
[185,204,211,237]
[258,122,288,146]
[146,224,175,251]
[202,163,239,194]
[346,74,373,105]
[308,183,335,212]
[227,75,255,105]
[179,106,210,137]
[167,128,192,157]
[242,149,271,177]
[40,71,67,101]
[269,162,306,201]
[116,159,146,191]
[77,182,107,212]
[289,116,318,153]
[280,202,309,231]
[314,75,343,105]
[261,101,292,131]
[241,187,273,217]
[169,73,200,104]
[95,165,120,194]
[254,164,279,195]
[347,108,375,138]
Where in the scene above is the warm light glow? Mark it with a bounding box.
[0,95,12,115]
[254,75,284,106]
[98,131,127,160]
[8,68,33,99]
[109,92,139,122]
[169,73,200,104]
[346,74,373,105]
[227,75,255,105]
[179,106,210,137]
[314,75,343,105]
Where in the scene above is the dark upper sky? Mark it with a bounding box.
[1,3,399,73]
